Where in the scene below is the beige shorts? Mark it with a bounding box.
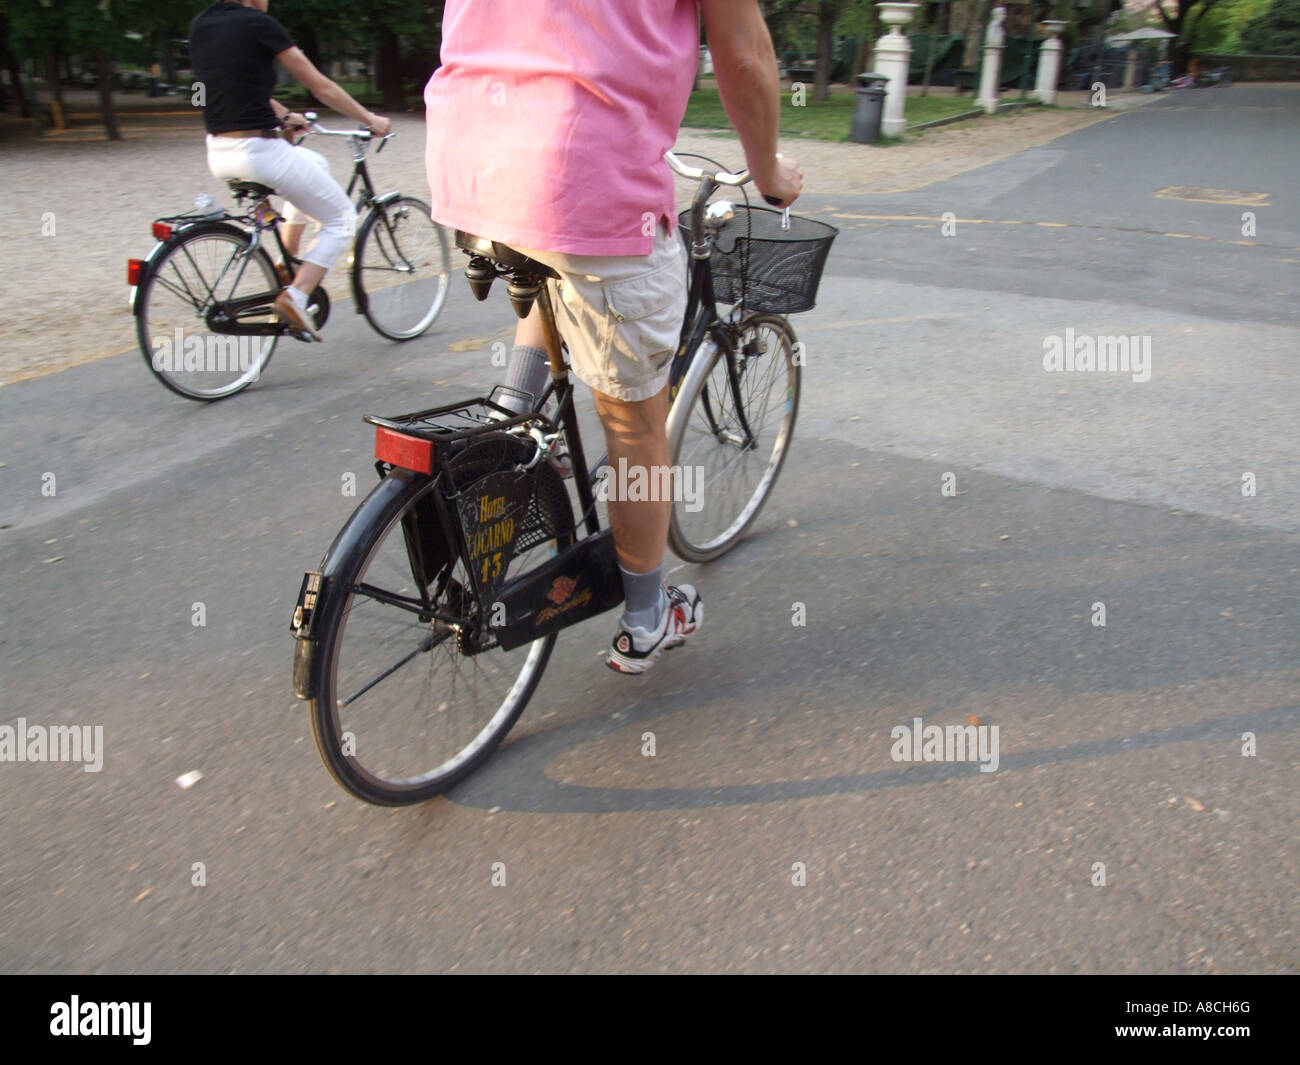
[512,225,687,403]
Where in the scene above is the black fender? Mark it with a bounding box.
[292,468,428,700]
[130,220,258,317]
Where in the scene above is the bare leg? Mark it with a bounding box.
[592,383,671,574]
[292,261,327,295]
[279,222,325,293]
[515,302,546,350]
[279,220,307,261]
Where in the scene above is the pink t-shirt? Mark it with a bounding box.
[424,0,700,256]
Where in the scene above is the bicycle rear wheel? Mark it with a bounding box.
[303,433,573,805]
[136,223,279,400]
[353,196,451,341]
[667,313,800,563]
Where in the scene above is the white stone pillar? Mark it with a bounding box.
[976,7,1007,115]
[1034,20,1068,104]
[874,3,919,137]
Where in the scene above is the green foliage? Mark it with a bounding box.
[1189,0,1271,51]
[761,0,877,62]
[683,85,976,141]
[5,1,445,67]
[1241,0,1300,52]
[8,0,204,58]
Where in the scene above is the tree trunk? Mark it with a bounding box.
[43,50,65,130]
[160,31,177,85]
[298,24,323,107]
[377,29,403,112]
[812,3,835,101]
[1163,11,1190,74]
[0,14,26,116]
[97,50,120,141]
[5,48,29,116]
[852,37,869,80]
[921,6,937,96]
[963,0,991,69]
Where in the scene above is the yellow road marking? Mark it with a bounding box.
[1154,186,1270,207]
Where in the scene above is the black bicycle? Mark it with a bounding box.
[290,152,837,804]
[128,113,451,401]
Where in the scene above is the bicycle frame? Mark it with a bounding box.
[667,176,763,453]
[133,126,404,327]
[298,158,767,653]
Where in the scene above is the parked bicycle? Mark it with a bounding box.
[128,113,451,401]
[290,152,837,805]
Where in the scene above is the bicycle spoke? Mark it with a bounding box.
[139,229,278,400]
[355,198,449,340]
[339,631,439,708]
[670,316,798,559]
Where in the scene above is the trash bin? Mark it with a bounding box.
[850,73,889,144]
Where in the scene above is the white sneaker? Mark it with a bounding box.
[605,585,703,675]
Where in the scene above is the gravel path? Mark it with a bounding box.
[1,97,1134,385]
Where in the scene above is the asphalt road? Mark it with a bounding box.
[0,85,1296,973]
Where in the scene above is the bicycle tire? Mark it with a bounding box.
[304,435,573,805]
[666,313,800,563]
[352,196,451,341]
[136,222,279,401]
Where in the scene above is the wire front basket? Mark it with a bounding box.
[679,205,838,314]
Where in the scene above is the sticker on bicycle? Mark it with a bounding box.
[454,469,531,605]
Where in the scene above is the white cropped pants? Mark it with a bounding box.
[206,135,356,270]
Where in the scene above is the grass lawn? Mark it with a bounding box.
[682,87,979,140]
[275,81,982,138]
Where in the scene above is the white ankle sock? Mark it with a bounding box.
[287,286,309,309]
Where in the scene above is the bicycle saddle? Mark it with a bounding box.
[455,232,560,281]
[227,179,275,199]
[456,232,559,317]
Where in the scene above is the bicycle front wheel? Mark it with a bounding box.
[136,222,279,401]
[352,196,450,341]
[304,435,573,805]
[667,313,801,563]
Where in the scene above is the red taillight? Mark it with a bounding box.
[152,221,173,241]
[375,426,434,473]
[127,259,144,285]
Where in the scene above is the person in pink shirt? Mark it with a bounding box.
[425,0,801,674]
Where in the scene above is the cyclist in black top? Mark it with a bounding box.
[189,0,391,339]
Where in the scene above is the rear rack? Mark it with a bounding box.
[365,393,559,474]
[363,393,553,444]
[154,209,226,227]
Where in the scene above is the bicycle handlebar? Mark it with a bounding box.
[667,150,791,243]
[299,112,394,152]
[665,150,749,187]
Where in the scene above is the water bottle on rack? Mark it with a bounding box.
[194,193,223,220]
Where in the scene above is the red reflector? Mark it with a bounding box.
[152,221,173,241]
[375,426,434,474]
[127,259,143,285]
